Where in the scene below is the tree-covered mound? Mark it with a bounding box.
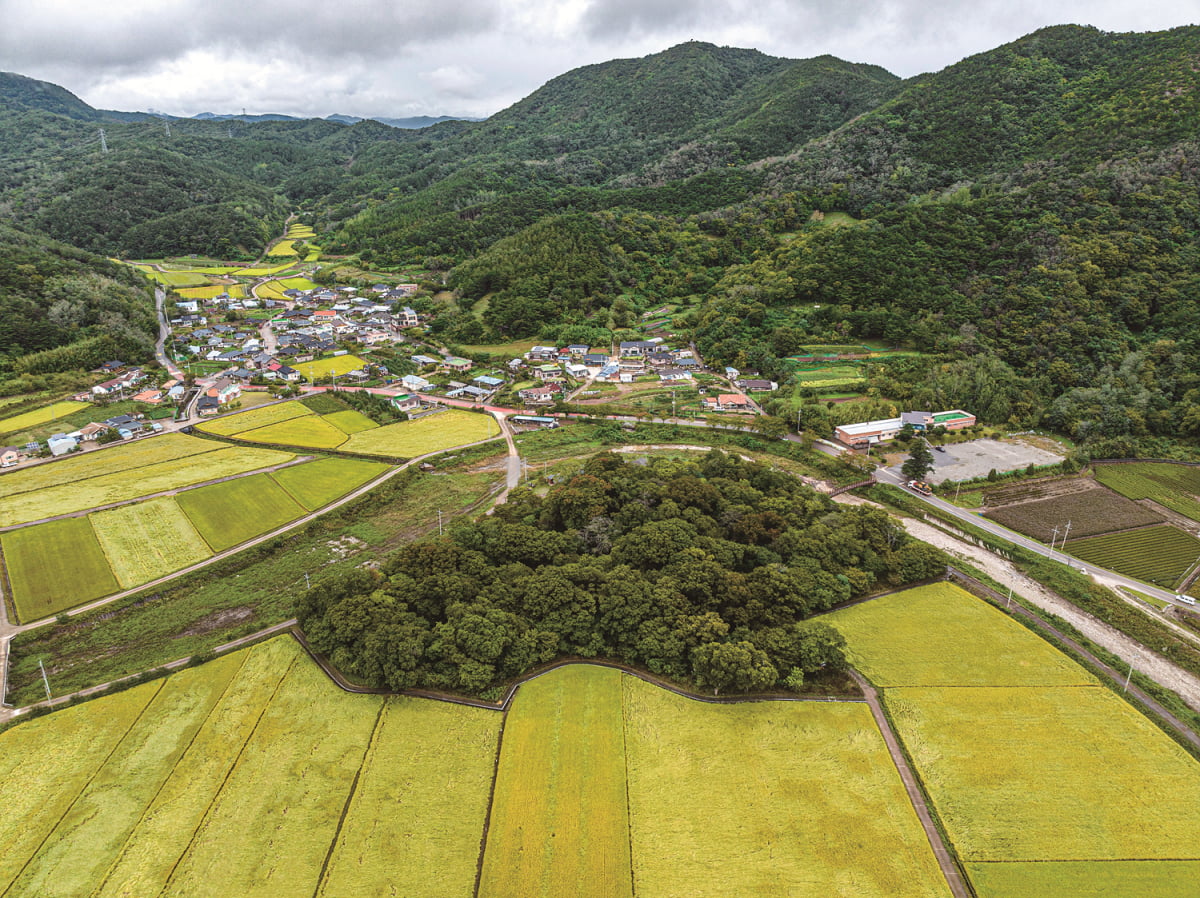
[297,452,945,696]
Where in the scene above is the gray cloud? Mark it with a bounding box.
[1,0,1196,118]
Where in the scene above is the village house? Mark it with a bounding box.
[703,394,750,412]
[519,384,563,405]
[0,446,22,467]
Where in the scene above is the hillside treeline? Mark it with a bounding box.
[297,453,946,695]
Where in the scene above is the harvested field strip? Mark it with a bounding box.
[341,409,500,458]
[91,640,297,898]
[887,686,1200,862]
[624,677,950,898]
[827,582,1095,687]
[1067,525,1200,586]
[479,665,632,898]
[175,284,244,299]
[91,498,212,588]
[0,400,89,434]
[239,415,349,450]
[4,656,244,898]
[3,516,120,621]
[0,434,220,500]
[0,445,294,527]
[177,472,305,552]
[984,489,1163,542]
[967,860,1200,897]
[317,698,500,898]
[269,456,388,511]
[195,400,313,436]
[322,409,378,435]
[0,682,159,893]
[160,646,382,898]
[983,477,1098,505]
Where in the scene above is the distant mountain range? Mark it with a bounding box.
[0,72,477,128]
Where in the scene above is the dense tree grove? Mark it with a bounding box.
[297,453,946,695]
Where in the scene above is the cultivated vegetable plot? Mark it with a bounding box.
[479,665,633,898]
[0,400,90,434]
[625,676,950,898]
[1067,524,1200,587]
[342,409,500,457]
[1095,463,1200,523]
[829,582,1096,687]
[196,400,313,436]
[176,472,305,552]
[319,699,500,898]
[270,456,388,511]
[2,516,120,620]
[984,487,1163,542]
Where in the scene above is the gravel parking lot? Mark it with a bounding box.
[890,438,1064,484]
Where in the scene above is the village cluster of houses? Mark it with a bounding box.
[171,283,423,388]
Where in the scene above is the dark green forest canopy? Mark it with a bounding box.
[0,225,156,375]
[296,452,946,695]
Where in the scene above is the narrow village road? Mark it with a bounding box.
[154,288,185,379]
[849,670,972,898]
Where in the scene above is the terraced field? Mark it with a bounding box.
[341,409,500,457]
[240,415,349,450]
[828,582,1200,898]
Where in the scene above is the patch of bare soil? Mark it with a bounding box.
[178,606,255,638]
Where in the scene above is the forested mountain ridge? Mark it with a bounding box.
[3,26,1200,453]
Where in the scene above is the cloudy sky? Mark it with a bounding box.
[1,0,1197,120]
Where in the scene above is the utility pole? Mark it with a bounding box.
[1123,663,1133,694]
[38,659,51,701]
[1062,519,1072,547]
[1049,525,1060,559]
[437,509,443,535]
[98,128,108,153]
[304,572,311,590]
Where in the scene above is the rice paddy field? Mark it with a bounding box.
[341,409,500,457]
[2,516,119,620]
[323,409,378,434]
[0,639,499,898]
[0,433,221,500]
[175,284,244,300]
[479,665,633,898]
[290,354,370,380]
[1095,462,1200,523]
[828,582,1200,897]
[792,364,867,390]
[0,452,388,619]
[196,400,312,436]
[0,445,293,527]
[270,456,388,510]
[174,473,305,553]
[0,400,89,434]
[240,415,351,450]
[90,497,211,588]
[623,675,950,898]
[1067,524,1200,587]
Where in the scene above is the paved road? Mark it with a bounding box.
[154,287,185,380]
